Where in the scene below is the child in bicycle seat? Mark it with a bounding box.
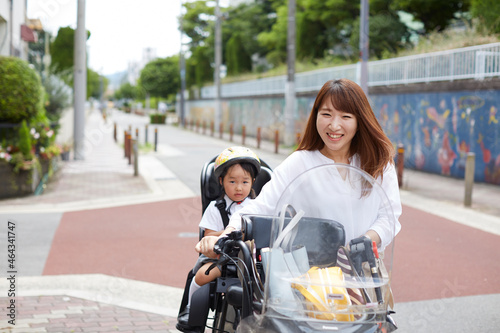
[177,146,261,332]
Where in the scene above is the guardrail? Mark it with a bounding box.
[199,42,500,98]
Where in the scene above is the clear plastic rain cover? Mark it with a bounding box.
[239,164,397,332]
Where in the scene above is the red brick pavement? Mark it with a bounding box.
[1,295,177,333]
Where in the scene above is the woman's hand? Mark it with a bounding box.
[195,235,219,259]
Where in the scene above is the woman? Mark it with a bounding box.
[196,78,401,257]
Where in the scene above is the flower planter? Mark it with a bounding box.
[61,151,70,161]
[0,162,40,199]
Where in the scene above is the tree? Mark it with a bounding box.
[114,82,139,100]
[226,33,252,75]
[139,56,180,100]
[350,0,411,59]
[471,0,500,33]
[390,0,470,33]
[87,68,108,99]
[50,27,90,78]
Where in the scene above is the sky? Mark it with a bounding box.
[27,0,183,76]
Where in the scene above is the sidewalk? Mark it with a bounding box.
[1,108,499,332]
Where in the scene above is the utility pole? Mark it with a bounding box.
[74,0,87,160]
[179,0,186,126]
[359,0,369,95]
[284,0,296,147]
[214,0,222,131]
[9,0,13,56]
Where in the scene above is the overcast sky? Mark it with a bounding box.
[28,0,183,75]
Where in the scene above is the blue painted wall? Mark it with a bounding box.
[184,89,500,185]
[370,91,500,184]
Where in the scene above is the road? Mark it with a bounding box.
[0,109,498,332]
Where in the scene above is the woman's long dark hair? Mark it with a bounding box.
[297,79,394,180]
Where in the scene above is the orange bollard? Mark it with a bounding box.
[242,125,246,145]
[296,132,301,146]
[397,144,404,187]
[257,127,261,149]
[210,121,214,136]
[126,133,132,164]
[219,122,223,139]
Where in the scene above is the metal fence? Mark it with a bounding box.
[200,42,500,98]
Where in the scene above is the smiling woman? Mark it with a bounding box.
[197,78,402,259]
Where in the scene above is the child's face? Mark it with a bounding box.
[221,164,253,202]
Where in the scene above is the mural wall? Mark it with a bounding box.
[370,91,500,184]
[183,89,500,185]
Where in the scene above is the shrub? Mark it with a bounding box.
[17,120,33,160]
[150,113,166,124]
[0,56,45,123]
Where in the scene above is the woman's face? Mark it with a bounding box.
[316,97,358,163]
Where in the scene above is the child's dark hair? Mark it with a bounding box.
[219,161,257,199]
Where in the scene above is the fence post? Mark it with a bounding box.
[242,125,246,145]
[464,152,475,207]
[133,139,138,176]
[397,144,404,188]
[274,130,279,154]
[257,127,261,149]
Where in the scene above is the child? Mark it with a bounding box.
[177,146,261,332]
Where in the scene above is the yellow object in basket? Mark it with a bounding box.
[292,266,354,322]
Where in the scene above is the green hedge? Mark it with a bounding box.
[150,113,166,124]
[0,56,45,123]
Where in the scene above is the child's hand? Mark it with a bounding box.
[195,236,219,258]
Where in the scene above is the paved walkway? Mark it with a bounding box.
[0,108,499,332]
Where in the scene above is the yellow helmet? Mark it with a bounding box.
[214,146,261,179]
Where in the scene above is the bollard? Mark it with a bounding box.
[133,139,138,176]
[242,125,246,145]
[464,152,475,207]
[124,130,128,158]
[113,123,117,142]
[135,128,139,139]
[210,121,214,137]
[219,122,223,139]
[397,144,405,188]
[296,132,301,146]
[257,127,261,149]
[127,133,132,165]
[274,130,279,154]
[230,124,234,142]
[145,124,149,144]
[202,120,206,135]
[154,128,158,152]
